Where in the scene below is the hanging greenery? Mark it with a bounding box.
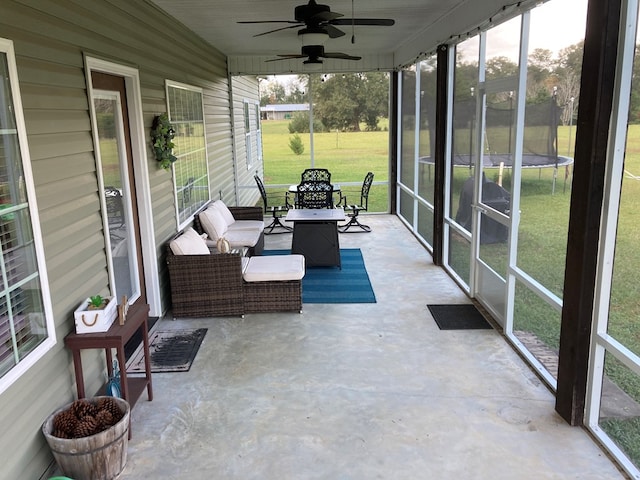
[151,113,177,170]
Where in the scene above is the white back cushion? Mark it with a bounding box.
[170,227,210,255]
[212,200,236,225]
[199,207,228,241]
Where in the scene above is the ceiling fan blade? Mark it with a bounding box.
[265,54,306,63]
[322,52,362,61]
[310,10,343,22]
[324,24,345,38]
[237,20,299,24]
[254,24,303,37]
[331,18,395,26]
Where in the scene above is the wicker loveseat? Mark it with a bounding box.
[167,228,304,318]
[193,200,265,256]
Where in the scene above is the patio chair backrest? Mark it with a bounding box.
[295,180,333,209]
[359,172,375,209]
[301,168,331,183]
[254,175,269,211]
[104,186,125,228]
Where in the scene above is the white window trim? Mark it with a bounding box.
[84,56,161,318]
[0,38,55,396]
[165,80,210,231]
[255,103,262,165]
[244,100,254,170]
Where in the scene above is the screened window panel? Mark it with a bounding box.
[167,83,209,227]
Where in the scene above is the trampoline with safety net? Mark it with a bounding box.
[417,94,573,244]
[419,95,574,189]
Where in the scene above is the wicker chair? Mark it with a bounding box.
[167,248,245,317]
[167,243,303,318]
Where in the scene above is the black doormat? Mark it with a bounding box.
[124,316,159,360]
[127,328,207,373]
[427,304,493,330]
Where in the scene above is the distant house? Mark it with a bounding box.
[261,104,309,120]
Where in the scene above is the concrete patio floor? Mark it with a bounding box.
[118,215,625,479]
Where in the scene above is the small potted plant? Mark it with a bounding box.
[74,295,118,334]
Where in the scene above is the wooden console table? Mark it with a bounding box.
[64,303,153,436]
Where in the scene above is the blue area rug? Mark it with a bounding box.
[263,248,376,304]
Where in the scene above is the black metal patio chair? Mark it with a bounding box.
[338,172,374,233]
[254,175,293,234]
[300,168,331,183]
[295,180,334,209]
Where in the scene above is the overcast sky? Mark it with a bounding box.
[373,1,584,66]
[529,0,588,53]
[459,0,588,61]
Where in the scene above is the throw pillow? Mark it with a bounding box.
[170,227,210,255]
[199,207,228,241]
[213,200,236,226]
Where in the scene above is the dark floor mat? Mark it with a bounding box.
[124,316,159,360]
[127,328,207,373]
[427,304,493,330]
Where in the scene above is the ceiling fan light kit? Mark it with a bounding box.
[239,0,394,64]
[299,27,329,46]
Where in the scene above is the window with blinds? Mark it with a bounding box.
[0,39,52,391]
[166,81,210,229]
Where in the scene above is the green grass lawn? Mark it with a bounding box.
[262,120,389,212]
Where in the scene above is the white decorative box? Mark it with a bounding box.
[74,297,118,334]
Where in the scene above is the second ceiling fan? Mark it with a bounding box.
[238,0,395,39]
[265,45,361,64]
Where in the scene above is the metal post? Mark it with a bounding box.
[308,74,315,167]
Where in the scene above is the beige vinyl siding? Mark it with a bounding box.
[0,0,236,477]
[204,86,236,203]
[231,75,263,207]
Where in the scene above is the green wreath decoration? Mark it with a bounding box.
[151,113,177,170]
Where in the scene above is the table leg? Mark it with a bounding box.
[116,345,129,403]
[116,344,132,439]
[141,318,153,401]
[71,349,85,399]
[106,348,113,376]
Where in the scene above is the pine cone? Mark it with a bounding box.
[95,409,114,429]
[97,397,124,423]
[52,429,71,439]
[53,410,78,435]
[72,399,98,420]
[74,415,99,438]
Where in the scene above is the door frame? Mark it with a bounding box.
[84,56,161,317]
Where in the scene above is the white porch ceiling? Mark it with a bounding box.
[148,0,538,74]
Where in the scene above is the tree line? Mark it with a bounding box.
[261,72,390,132]
[260,40,640,131]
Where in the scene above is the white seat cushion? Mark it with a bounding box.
[225,229,262,248]
[212,200,236,225]
[227,220,265,232]
[199,206,228,241]
[243,255,305,282]
[170,227,210,255]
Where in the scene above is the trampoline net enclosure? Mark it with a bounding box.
[452,95,572,168]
